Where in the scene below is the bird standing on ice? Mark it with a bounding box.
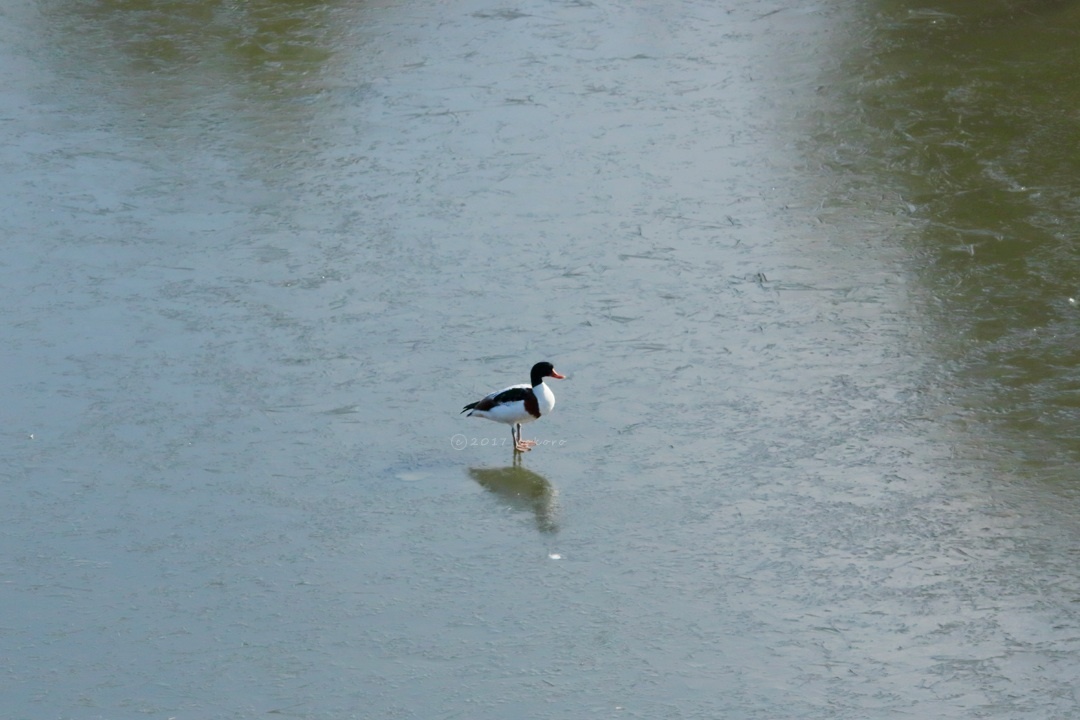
[461,361,565,452]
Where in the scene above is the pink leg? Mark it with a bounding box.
[513,424,533,452]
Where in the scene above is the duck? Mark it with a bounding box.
[461,361,565,452]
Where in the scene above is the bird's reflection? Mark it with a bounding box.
[468,459,558,534]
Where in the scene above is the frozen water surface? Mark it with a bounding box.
[3,0,1080,718]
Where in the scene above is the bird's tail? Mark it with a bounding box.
[460,402,478,415]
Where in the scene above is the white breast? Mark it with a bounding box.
[535,380,556,416]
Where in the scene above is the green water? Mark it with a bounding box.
[3,1,1080,718]
[812,0,1080,473]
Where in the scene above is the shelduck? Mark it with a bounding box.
[461,361,565,452]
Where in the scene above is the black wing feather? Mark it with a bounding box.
[461,386,531,413]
